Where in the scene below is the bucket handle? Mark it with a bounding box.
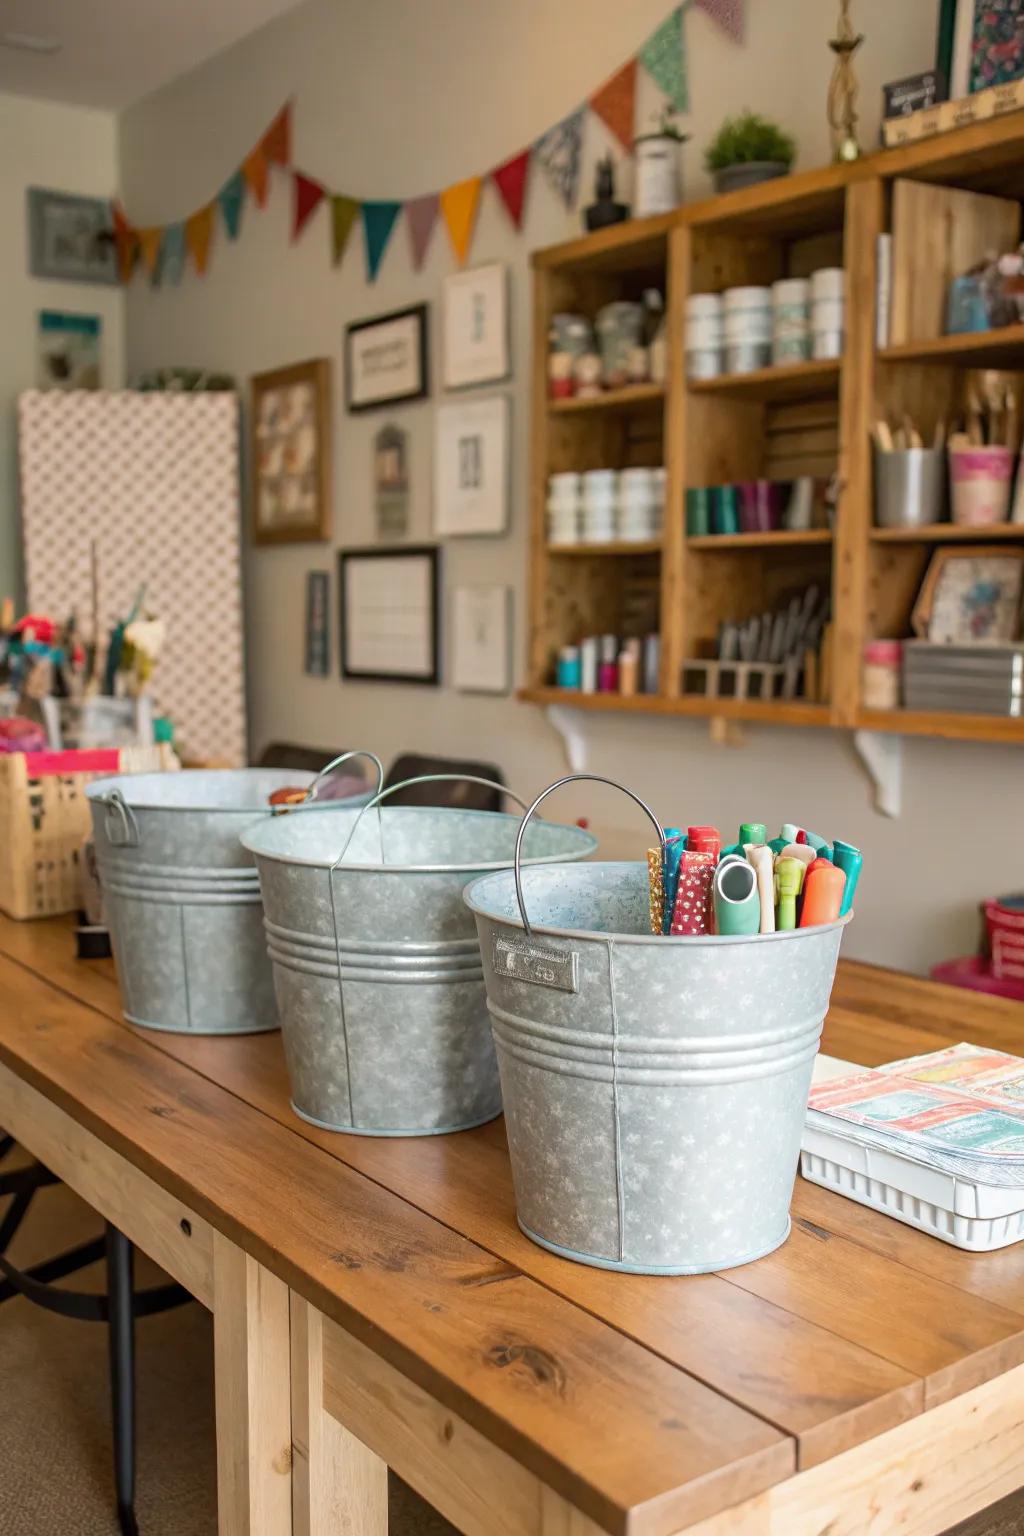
[513,773,664,940]
[97,788,141,849]
[329,774,528,872]
[282,749,386,812]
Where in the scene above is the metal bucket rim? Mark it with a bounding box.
[85,768,333,814]
[240,804,598,874]
[463,861,852,946]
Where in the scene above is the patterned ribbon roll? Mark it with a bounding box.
[670,851,716,936]
[647,846,665,935]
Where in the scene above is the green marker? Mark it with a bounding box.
[739,822,767,847]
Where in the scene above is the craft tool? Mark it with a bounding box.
[647,847,665,934]
[746,844,776,934]
[740,822,767,846]
[775,856,805,930]
[661,828,686,935]
[713,857,761,935]
[778,841,816,868]
[832,838,863,917]
[671,851,716,935]
[800,860,846,926]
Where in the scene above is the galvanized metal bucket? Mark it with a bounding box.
[241,775,598,1137]
[463,773,849,1275]
[87,753,379,1036]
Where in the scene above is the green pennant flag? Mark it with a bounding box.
[218,170,245,240]
[330,195,360,267]
[361,200,401,282]
[640,4,688,113]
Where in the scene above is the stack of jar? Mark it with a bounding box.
[810,268,844,359]
[684,293,723,380]
[546,468,665,545]
[723,287,772,373]
[685,269,846,378]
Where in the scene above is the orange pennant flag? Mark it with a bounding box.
[590,58,637,151]
[262,103,291,166]
[243,145,269,208]
[137,227,163,276]
[185,205,214,275]
[439,176,481,266]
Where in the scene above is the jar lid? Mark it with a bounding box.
[863,639,902,664]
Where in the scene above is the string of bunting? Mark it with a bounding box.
[113,0,743,289]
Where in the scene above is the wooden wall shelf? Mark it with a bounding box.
[525,112,1024,750]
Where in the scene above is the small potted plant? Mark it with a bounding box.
[704,111,796,195]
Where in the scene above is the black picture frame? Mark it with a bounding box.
[344,303,429,413]
[304,570,331,676]
[338,545,440,685]
[27,188,118,286]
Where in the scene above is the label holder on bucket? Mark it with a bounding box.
[493,934,579,993]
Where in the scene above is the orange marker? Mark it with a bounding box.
[799,859,846,926]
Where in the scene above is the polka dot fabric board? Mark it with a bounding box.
[18,391,246,765]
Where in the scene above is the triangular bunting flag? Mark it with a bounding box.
[696,0,743,43]
[492,149,530,230]
[243,144,269,208]
[262,103,292,166]
[590,59,637,151]
[330,196,360,266]
[185,205,214,275]
[218,170,245,240]
[640,4,688,112]
[534,109,584,209]
[292,172,326,240]
[439,177,481,266]
[405,193,439,271]
[160,223,186,286]
[361,200,401,281]
[137,228,163,277]
[110,202,137,284]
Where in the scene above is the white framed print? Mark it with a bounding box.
[442,262,509,389]
[452,585,511,694]
[434,396,509,537]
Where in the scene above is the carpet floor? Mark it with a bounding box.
[2,1153,1021,1535]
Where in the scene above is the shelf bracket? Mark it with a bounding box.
[852,728,903,819]
[545,704,588,773]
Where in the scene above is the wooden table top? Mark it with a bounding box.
[1,913,1023,1536]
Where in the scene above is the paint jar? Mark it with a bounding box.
[634,128,684,217]
[949,444,1014,525]
[725,341,771,373]
[549,313,593,399]
[862,639,902,710]
[772,278,810,364]
[685,294,724,379]
[556,646,582,689]
[810,269,844,360]
[596,302,646,388]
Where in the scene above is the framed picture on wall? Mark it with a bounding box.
[339,546,440,684]
[304,570,331,676]
[345,304,429,412]
[251,358,332,545]
[27,189,118,285]
[442,262,509,388]
[451,585,511,694]
[433,396,509,537]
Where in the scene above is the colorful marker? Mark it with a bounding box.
[800,859,846,926]
[714,857,761,935]
[662,828,686,935]
[775,856,805,930]
[832,839,862,917]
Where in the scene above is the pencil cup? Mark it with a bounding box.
[948,445,1014,526]
[873,447,945,530]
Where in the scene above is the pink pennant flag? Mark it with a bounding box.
[405,193,439,271]
[696,0,744,44]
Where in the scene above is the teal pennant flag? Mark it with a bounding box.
[361,200,402,282]
[218,170,245,240]
[640,4,689,113]
[160,223,186,285]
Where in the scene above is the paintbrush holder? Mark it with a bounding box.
[874,447,945,529]
[949,445,1014,526]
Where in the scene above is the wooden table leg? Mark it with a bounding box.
[291,1294,388,1536]
[213,1234,292,1536]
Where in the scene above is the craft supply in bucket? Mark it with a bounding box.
[464,775,850,1275]
[242,775,597,1137]
[86,756,377,1035]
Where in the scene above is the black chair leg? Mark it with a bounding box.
[105,1224,139,1536]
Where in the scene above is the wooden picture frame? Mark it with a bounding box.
[345,304,429,413]
[338,546,440,685]
[911,546,1024,642]
[250,358,331,546]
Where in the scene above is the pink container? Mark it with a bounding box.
[986,896,1024,981]
[948,445,1014,526]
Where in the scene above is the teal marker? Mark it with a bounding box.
[832,839,862,916]
[719,842,742,860]
[662,828,686,935]
[767,836,788,857]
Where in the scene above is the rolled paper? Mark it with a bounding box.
[687,825,721,860]
[832,838,863,917]
[670,850,716,935]
[647,847,665,935]
[800,860,847,926]
[661,829,686,935]
[767,836,788,857]
[739,822,767,847]
[779,823,802,843]
[778,841,816,869]
[746,844,775,934]
[714,857,760,936]
[775,856,805,930]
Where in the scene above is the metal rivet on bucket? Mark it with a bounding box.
[464,773,851,1276]
[87,752,381,1036]
[241,774,598,1138]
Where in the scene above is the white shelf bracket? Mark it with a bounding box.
[853,728,903,818]
[545,704,588,773]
